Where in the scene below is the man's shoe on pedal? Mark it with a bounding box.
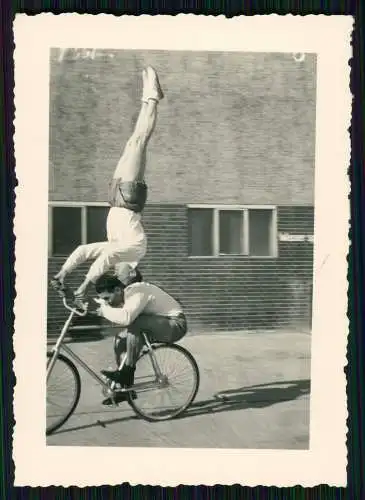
[101,365,136,387]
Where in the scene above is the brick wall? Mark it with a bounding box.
[49,49,316,206]
[47,204,314,335]
[47,49,315,336]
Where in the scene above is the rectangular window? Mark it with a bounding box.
[219,210,244,255]
[188,206,277,258]
[52,206,82,255]
[249,209,272,256]
[49,203,110,256]
[87,206,109,243]
[188,208,213,256]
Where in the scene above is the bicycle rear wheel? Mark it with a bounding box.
[129,344,199,422]
[46,352,81,436]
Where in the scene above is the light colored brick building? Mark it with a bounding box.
[48,48,316,334]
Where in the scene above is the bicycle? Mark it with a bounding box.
[46,289,200,436]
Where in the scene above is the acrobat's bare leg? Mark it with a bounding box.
[113,66,164,182]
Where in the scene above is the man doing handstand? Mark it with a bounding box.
[51,66,163,301]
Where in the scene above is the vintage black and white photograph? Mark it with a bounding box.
[13,15,351,487]
[45,47,315,449]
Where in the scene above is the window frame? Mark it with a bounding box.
[187,204,278,259]
[48,201,110,256]
[49,202,279,259]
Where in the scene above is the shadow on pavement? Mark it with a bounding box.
[50,412,138,436]
[49,379,310,437]
[178,379,310,420]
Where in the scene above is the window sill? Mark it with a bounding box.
[188,255,278,259]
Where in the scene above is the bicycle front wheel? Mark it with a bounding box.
[129,344,200,422]
[46,352,81,436]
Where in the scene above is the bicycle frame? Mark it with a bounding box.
[47,298,112,393]
[47,296,165,396]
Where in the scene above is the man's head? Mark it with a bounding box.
[95,275,125,306]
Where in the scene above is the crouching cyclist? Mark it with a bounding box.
[94,269,187,405]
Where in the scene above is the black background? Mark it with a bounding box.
[1,0,363,498]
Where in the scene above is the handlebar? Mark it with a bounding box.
[50,280,89,317]
[62,296,89,317]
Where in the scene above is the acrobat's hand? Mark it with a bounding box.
[50,277,66,296]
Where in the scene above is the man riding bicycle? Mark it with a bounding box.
[94,270,187,404]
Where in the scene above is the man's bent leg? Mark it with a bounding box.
[114,333,127,367]
[101,330,143,387]
[101,315,150,386]
[101,314,187,386]
[130,314,187,344]
[103,315,154,378]
[101,333,135,406]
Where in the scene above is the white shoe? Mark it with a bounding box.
[142,66,164,102]
[142,68,148,89]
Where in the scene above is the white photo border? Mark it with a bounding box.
[13,14,352,487]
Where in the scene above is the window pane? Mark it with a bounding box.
[249,209,273,256]
[52,207,81,255]
[219,210,244,254]
[87,206,109,243]
[188,209,213,256]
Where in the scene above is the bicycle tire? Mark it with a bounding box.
[128,343,200,422]
[46,352,81,436]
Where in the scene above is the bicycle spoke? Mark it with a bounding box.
[129,345,199,421]
[46,399,67,410]
[168,365,194,380]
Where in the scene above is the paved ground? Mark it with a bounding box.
[47,331,311,449]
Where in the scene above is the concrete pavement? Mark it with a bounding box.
[47,331,311,449]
